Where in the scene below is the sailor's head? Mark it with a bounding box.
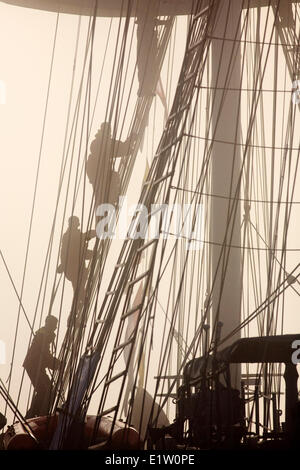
[45,315,58,331]
[99,122,111,137]
[68,215,80,229]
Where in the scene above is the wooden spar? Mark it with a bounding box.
[1,0,298,17]
[3,414,140,450]
[0,0,193,17]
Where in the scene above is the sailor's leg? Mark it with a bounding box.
[25,392,39,419]
[33,372,53,417]
[78,268,88,308]
[24,368,40,418]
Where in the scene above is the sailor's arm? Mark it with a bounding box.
[39,332,61,371]
[85,229,96,241]
[57,233,68,273]
[45,352,61,371]
[82,230,96,260]
[114,133,137,158]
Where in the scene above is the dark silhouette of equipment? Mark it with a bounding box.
[23,316,61,419]
[148,334,300,450]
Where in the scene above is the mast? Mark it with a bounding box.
[210,0,243,387]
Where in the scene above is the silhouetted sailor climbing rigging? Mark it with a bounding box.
[23,315,60,419]
[57,216,95,313]
[86,122,134,213]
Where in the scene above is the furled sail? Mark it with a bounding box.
[0,0,193,17]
